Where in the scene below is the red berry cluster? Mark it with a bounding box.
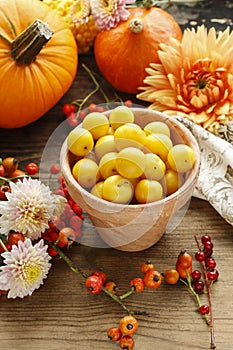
[62,100,133,127]
[52,174,84,233]
[40,172,85,256]
[194,237,218,289]
[62,103,107,127]
[194,235,218,316]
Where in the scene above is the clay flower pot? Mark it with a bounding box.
[60,108,201,252]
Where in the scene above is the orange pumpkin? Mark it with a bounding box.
[0,0,78,128]
[94,7,182,94]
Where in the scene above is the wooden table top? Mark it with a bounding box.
[0,1,233,349]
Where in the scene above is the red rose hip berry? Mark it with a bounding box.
[143,270,162,289]
[119,335,134,349]
[107,327,122,342]
[85,275,103,294]
[119,315,138,335]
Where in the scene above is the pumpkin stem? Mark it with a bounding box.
[11,20,53,64]
[129,18,143,34]
[141,0,154,8]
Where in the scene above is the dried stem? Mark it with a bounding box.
[72,64,100,114]
[71,64,123,116]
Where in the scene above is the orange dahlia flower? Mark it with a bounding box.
[137,25,233,134]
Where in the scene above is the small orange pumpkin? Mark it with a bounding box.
[0,0,78,128]
[94,6,182,94]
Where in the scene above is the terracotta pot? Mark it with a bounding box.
[60,108,201,252]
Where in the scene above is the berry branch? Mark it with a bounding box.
[194,235,216,349]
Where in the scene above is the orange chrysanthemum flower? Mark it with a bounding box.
[137,25,233,134]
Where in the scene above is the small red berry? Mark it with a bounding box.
[124,100,133,108]
[77,110,86,120]
[87,103,97,112]
[72,203,83,216]
[207,269,219,281]
[205,257,216,269]
[58,174,65,185]
[51,216,65,230]
[48,220,59,232]
[8,232,25,246]
[193,280,205,293]
[199,304,210,315]
[49,231,59,242]
[191,270,202,281]
[0,245,5,253]
[69,215,83,230]
[26,162,38,175]
[52,188,65,197]
[85,275,103,294]
[130,277,145,292]
[48,246,58,257]
[205,249,213,258]
[67,113,78,126]
[119,335,134,350]
[5,244,12,251]
[119,315,138,335]
[50,164,61,175]
[96,106,106,113]
[107,327,122,342]
[195,251,205,262]
[201,235,211,244]
[62,103,76,115]
[204,241,214,252]
[143,270,162,289]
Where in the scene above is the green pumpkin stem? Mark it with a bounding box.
[11,19,53,64]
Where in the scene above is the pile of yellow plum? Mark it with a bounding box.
[67,106,196,204]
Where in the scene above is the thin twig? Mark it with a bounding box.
[71,64,124,114]
[72,64,100,114]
